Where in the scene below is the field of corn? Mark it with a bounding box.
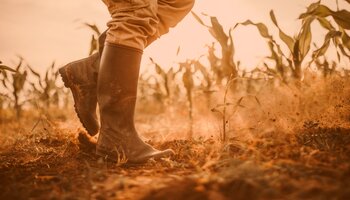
[1,1,350,199]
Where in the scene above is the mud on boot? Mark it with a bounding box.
[59,53,100,136]
[96,43,174,164]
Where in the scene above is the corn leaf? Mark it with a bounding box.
[15,59,23,71]
[235,20,271,39]
[332,9,350,29]
[317,17,335,30]
[313,38,331,59]
[27,65,41,79]
[210,17,229,47]
[83,23,101,36]
[338,44,350,59]
[14,71,27,92]
[306,1,321,13]
[176,46,181,56]
[340,28,350,49]
[298,17,314,58]
[270,10,295,54]
[191,11,209,28]
[228,28,235,57]
[0,65,16,72]
[299,5,350,30]
[89,35,98,55]
[150,57,166,78]
[312,30,341,59]
[299,5,332,19]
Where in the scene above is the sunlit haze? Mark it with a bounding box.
[0,0,349,76]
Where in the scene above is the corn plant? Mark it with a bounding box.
[83,23,101,55]
[1,58,28,118]
[179,60,195,138]
[0,60,16,110]
[234,9,314,81]
[314,57,337,78]
[211,75,243,142]
[299,1,350,63]
[192,12,238,82]
[147,57,181,103]
[0,60,16,74]
[27,62,63,110]
[193,59,217,108]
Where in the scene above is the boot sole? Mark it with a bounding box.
[96,146,175,164]
[59,66,98,136]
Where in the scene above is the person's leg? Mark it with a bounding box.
[146,0,195,46]
[97,0,174,163]
[60,0,195,137]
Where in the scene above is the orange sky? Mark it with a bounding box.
[0,0,349,77]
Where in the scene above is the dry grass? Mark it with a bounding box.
[0,75,350,200]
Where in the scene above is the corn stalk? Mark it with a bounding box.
[1,58,28,118]
[180,60,195,139]
[28,62,62,110]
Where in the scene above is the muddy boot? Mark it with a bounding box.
[59,31,107,136]
[59,53,100,136]
[96,43,174,164]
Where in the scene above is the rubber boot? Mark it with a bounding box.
[59,31,107,136]
[96,43,174,163]
[59,53,100,135]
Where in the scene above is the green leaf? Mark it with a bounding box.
[270,10,295,54]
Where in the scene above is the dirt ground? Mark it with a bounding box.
[1,78,350,200]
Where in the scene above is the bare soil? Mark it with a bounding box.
[1,77,350,200]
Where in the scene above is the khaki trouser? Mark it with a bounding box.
[101,0,195,50]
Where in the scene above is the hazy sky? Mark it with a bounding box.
[0,0,349,75]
